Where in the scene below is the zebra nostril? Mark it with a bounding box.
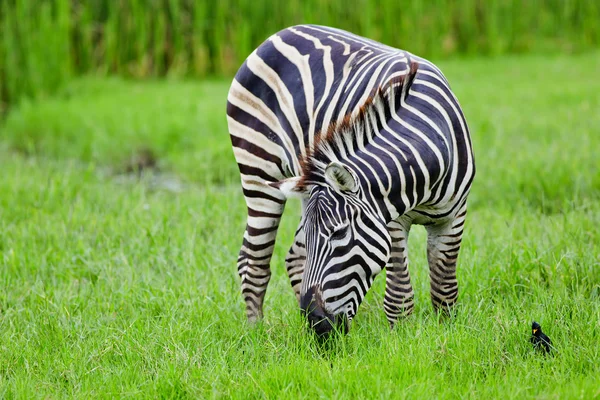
[300,286,349,336]
[300,289,333,336]
[306,305,335,336]
[301,298,349,337]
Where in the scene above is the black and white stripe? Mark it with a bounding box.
[227,25,475,332]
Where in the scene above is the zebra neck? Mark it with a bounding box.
[344,145,409,223]
[300,64,423,220]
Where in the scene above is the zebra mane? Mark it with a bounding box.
[298,61,419,190]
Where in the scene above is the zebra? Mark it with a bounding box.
[227,24,475,335]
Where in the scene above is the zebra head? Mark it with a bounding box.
[274,161,392,336]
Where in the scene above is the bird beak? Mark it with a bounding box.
[533,328,538,334]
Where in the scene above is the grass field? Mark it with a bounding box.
[1,52,599,398]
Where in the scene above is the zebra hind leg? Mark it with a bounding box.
[425,204,468,315]
[285,222,305,305]
[238,186,286,322]
[384,218,414,328]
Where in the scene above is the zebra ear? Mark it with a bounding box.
[325,162,358,193]
[269,177,309,199]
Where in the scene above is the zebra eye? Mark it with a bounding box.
[330,226,348,241]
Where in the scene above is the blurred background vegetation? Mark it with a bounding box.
[1,0,599,115]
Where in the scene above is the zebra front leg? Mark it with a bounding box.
[384,219,414,328]
[285,199,308,304]
[238,185,286,322]
[425,205,468,314]
[285,222,305,304]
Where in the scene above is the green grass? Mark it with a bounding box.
[1,78,236,185]
[1,52,599,398]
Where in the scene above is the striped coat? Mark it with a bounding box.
[227,25,475,334]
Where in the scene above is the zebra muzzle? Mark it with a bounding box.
[300,286,349,337]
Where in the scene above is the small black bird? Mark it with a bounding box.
[531,321,552,353]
